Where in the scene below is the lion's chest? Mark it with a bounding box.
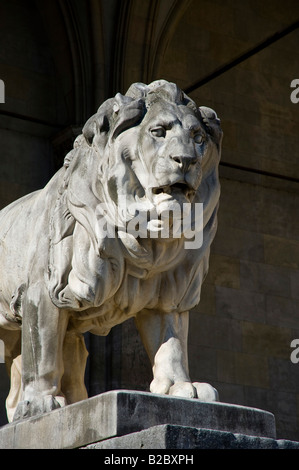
[72,260,197,336]
[110,243,191,316]
[68,235,202,335]
[103,267,185,315]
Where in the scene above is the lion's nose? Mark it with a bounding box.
[170,154,197,172]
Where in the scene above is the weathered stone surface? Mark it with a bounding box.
[83,424,299,450]
[0,390,276,449]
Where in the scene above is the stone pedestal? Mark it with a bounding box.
[0,390,298,449]
[84,424,299,450]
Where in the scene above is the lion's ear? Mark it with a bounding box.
[82,117,97,145]
[199,106,222,145]
[82,98,114,146]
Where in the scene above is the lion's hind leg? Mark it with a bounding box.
[6,354,22,422]
[0,328,21,422]
[61,330,88,404]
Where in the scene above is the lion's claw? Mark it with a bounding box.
[192,382,219,402]
[150,378,219,402]
[13,395,66,421]
[169,381,197,398]
[151,378,196,398]
[150,378,173,395]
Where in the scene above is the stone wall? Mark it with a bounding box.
[189,175,299,441]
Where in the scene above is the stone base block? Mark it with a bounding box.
[0,389,280,449]
[83,424,299,450]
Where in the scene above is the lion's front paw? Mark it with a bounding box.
[150,378,197,399]
[169,381,197,398]
[192,382,219,402]
[13,395,66,421]
[150,377,173,395]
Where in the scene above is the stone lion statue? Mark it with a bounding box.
[0,80,222,422]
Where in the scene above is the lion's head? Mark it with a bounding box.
[48,80,222,311]
[67,80,221,234]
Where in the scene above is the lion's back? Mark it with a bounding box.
[0,190,40,243]
[0,169,65,292]
[0,190,38,221]
[0,191,43,291]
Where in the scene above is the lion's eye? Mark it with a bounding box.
[151,127,166,138]
[194,133,204,144]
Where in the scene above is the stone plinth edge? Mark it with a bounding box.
[83,424,299,450]
[0,390,276,449]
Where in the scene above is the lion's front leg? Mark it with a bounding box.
[135,309,197,398]
[13,282,69,421]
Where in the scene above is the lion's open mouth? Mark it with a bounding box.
[152,181,195,200]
